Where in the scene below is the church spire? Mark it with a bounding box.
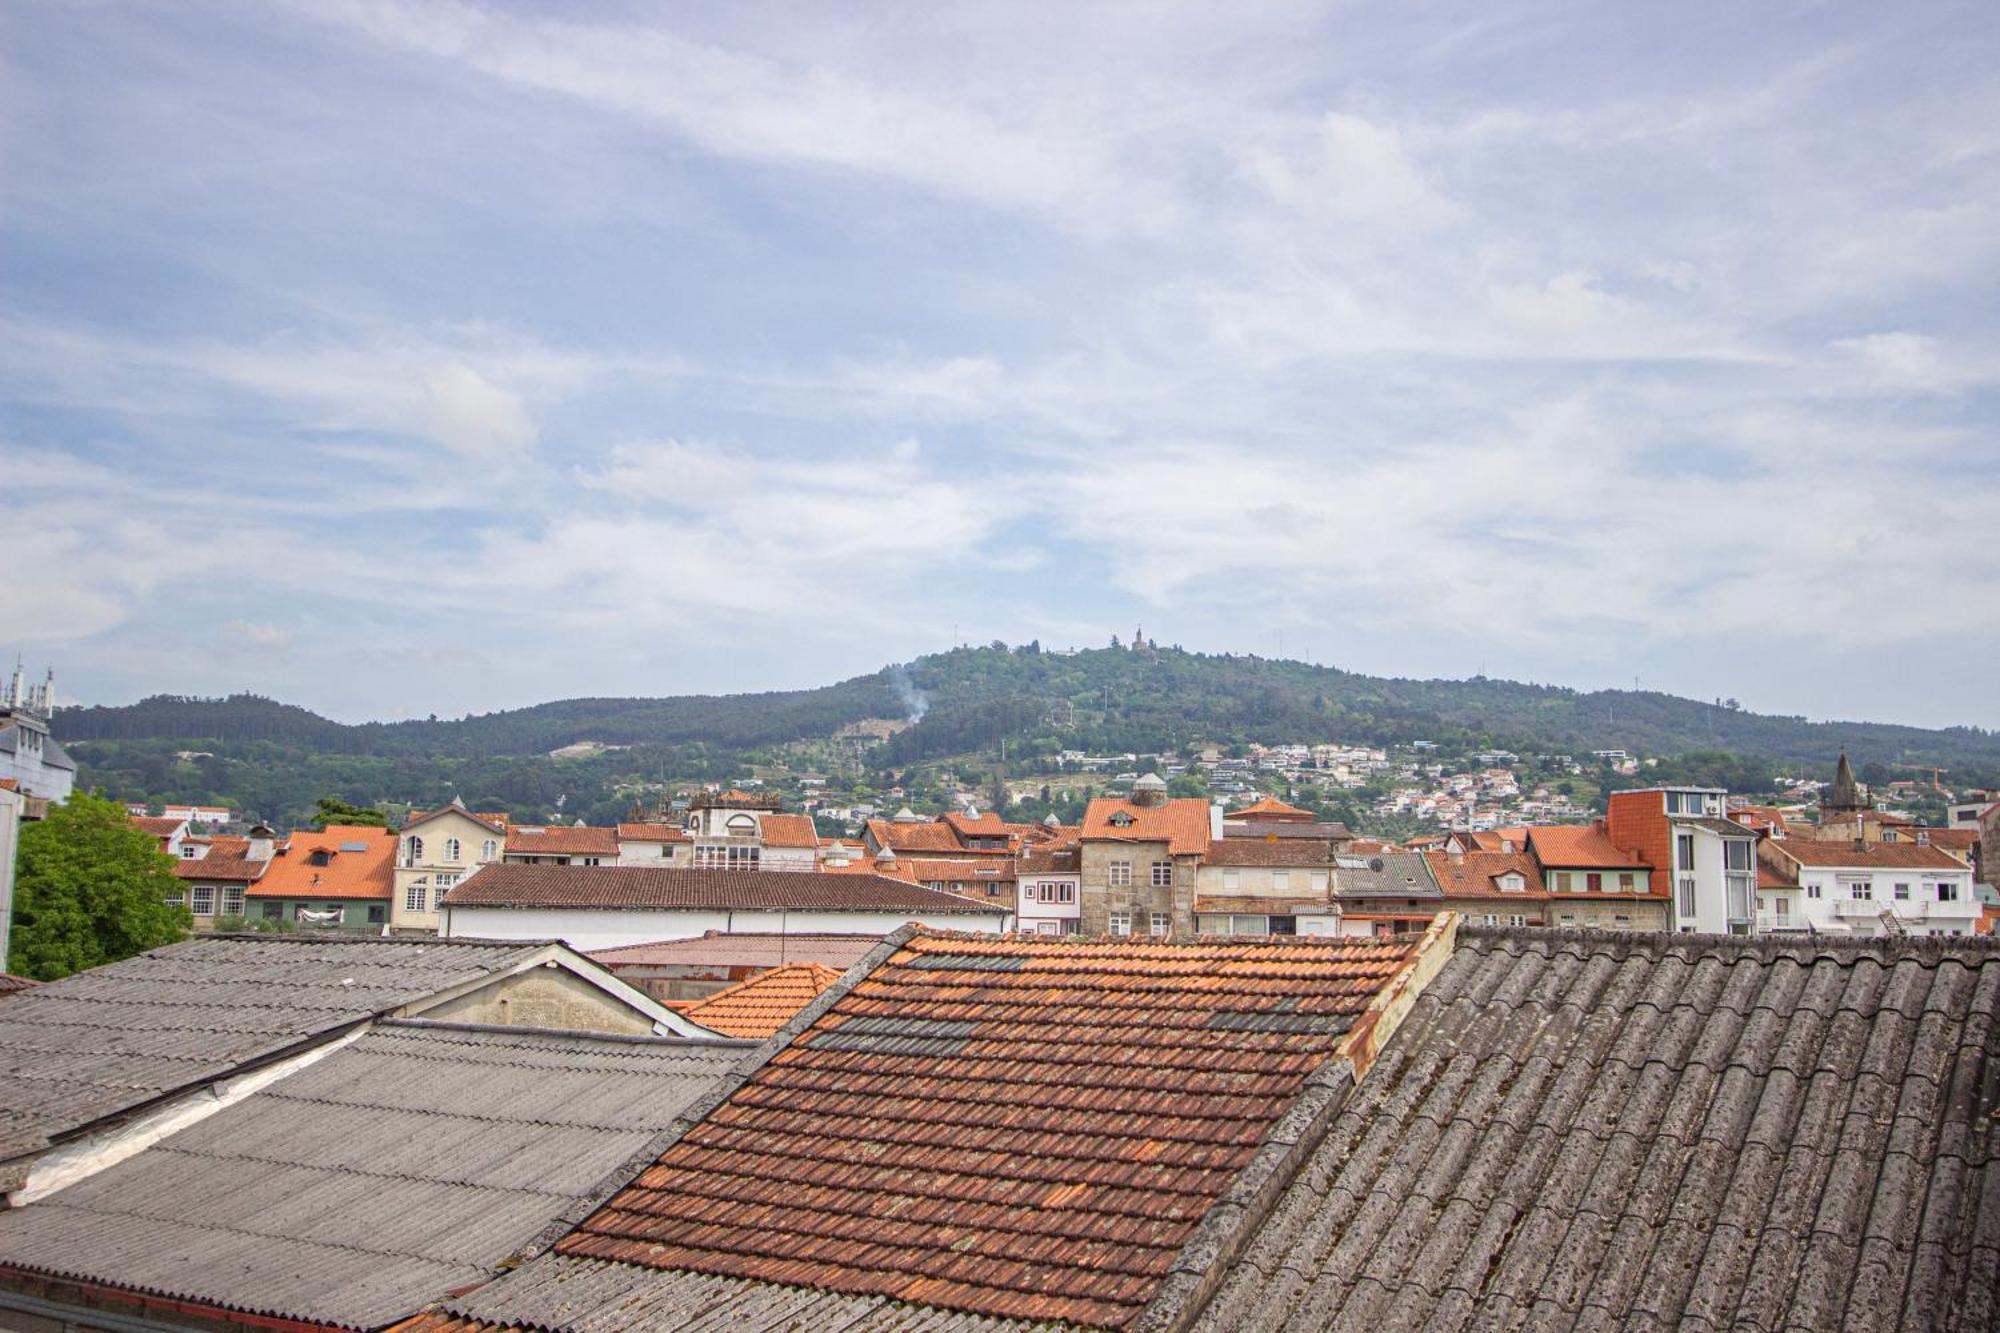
[1826,752,1864,813]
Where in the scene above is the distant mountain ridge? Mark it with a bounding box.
[56,646,2000,773]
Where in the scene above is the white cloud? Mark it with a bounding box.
[420,362,537,462]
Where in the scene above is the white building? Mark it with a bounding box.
[0,666,73,805]
[1016,845,1081,936]
[393,799,510,931]
[1759,841,1980,937]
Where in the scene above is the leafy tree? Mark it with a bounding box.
[8,792,190,980]
[311,796,390,829]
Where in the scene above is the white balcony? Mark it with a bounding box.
[1754,912,1808,933]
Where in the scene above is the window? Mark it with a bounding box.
[1678,876,1696,918]
[1271,871,1291,893]
[1109,912,1132,936]
[1037,920,1061,935]
[1723,841,1752,872]
[1508,914,1528,928]
[1149,912,1171,937]
[694,844,760,869]
[1555,872,1573,892]
[1150,860,1173,888]
[367,905,386,924]
[1310,870,1329,893]
[1482,913,1499,926]
[164,888,187,907]
[1613,915,1631,927]
[221,886,244,916]
[1619,873,1636,891]
[180,844,198,858]
[1894,882,1911,900]
[1849,881,1872,900]
[444,838,461,862]
[1938,881,1959,903]
[1558,913,1576,926]
[406,882,429,913]
[191,885,215,916]
[1108,860,1133,887]
[1222,869,1241,890]
[580,856,602,867]
[1676,833,1695,870]
[1586,873,1603,893]
[260,901,283,920]
[406,836,424,866]
[1808,881,1821,899]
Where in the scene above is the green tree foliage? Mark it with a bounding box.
[8,792,190,980]
[310,796,390,829]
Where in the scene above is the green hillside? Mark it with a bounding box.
[58,644,2000,828]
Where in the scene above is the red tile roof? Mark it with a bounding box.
[0,973,37,997]
[1766,840,1970,870]
[1223,796,1312,820]
[1081,797,1211,856]
[553,929,1426,1328]
[756,814,820,849]
[505,825,619,857]
[1525,822,1649,869]
[1422,850,1546,900]
[130,815,186,841]
[863,819,995,855]
[615,823,689,843]
[668,963,843,1039]
[173,851,267,883]
[440,864,1004,914]
[248,826,397,900]
[1203,838,1337,867]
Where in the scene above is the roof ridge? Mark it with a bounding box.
[1457,922,2000,959]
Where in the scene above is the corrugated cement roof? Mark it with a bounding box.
[0,935,550,1161]
[0,1022,745,1329]
[1192,926,2000,1332]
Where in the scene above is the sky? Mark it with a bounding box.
[3,1,1998,728]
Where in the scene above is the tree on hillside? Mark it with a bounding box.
[8,792,190,980]
[310,796,390,829]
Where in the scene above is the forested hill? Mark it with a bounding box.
[877,645,2000,775]
[57,645,2000,775]
[58,673,905,757]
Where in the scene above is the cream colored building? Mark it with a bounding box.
[392,799,507,932]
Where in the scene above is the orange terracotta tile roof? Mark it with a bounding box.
[1766,840,1970,870]
[1223,796,1312,820]
[247,826,396,900]
[1758,861,1797,890]
[1422,850,1547,900]
[668,963,844,1039]
[1525,822,1648,869]
[505,825,619,857]
[756,813,820,849]
[1080,797,1211,856]
[550,929,1425,1329]
[1203,838,1338,867]
[863,819,987,854]
[616,822,689,842]
[130,815,186,840]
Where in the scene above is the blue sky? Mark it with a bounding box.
[4,1,1997,727]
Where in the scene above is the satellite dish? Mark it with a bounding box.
[1369,857,1385,872]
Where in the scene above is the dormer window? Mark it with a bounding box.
[1499,874,1524,893]
[308,850,332,866]
[1110,812,1135,827]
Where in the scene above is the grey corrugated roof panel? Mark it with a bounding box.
[0,936,554,1156]
[1188,926,2000,1332]
[430,1252,1065,1332]
[0,1024,740,1329]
